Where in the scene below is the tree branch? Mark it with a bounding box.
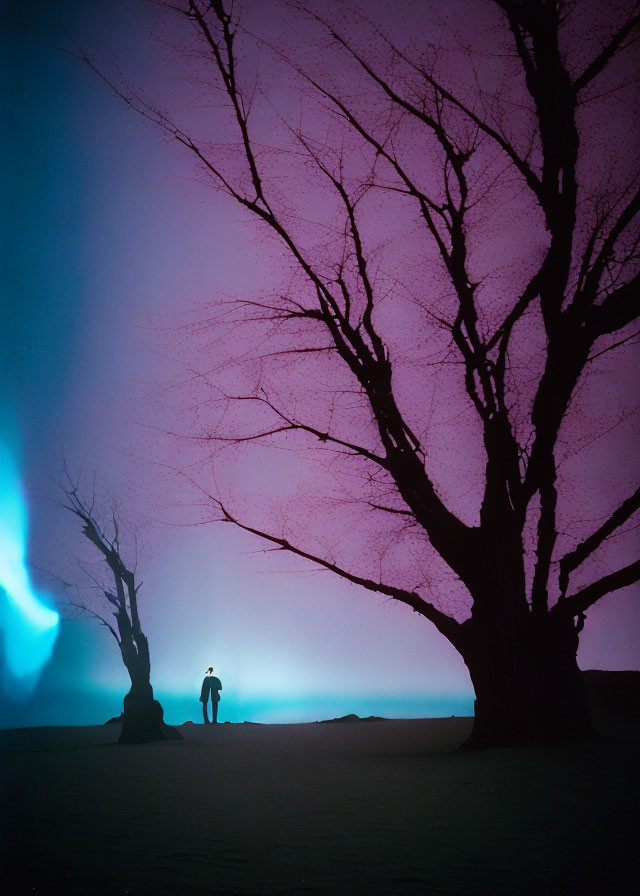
[303,4,543,202]
[573,11,640,94]
[559,485,640,597]
[555,558,640,618]
[179,2,483,585]
[208,494,463,647]
[577,185,640,314]
[587,271,640,338]
[201,390,390,467]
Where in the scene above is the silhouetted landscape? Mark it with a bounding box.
[2,0,638,892]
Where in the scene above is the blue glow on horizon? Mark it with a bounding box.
[0,685,475,730]
[157,692,476,726]
[0,439,59,698]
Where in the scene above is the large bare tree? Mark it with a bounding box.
[82,0,639,746]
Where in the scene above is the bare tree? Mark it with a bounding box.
[61,472,180,743]
[80,0,639,745]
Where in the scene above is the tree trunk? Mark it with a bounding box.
[118,637,181,745]
[119,681,180,745]
[462,613,595,748]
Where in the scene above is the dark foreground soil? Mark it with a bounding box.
[1,712,638,895]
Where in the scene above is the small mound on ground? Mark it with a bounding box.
[319,714,387,724]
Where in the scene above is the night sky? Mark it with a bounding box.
[1,0,639,728]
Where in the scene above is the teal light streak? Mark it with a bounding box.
[0,438,59,690]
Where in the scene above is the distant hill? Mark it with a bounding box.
[583,670,640,718]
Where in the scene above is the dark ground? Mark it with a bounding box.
[1,672,638,896]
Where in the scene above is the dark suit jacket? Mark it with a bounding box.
[200,675,222,702]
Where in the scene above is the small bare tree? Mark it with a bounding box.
[61,473,179,743]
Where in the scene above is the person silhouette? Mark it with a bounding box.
[200,667,222,724]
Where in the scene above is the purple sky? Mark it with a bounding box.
[1,0,639,726]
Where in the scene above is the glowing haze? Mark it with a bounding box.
[1,0,638,728]
[0,440,59,697]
